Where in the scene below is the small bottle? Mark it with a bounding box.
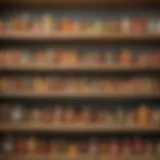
[110,139,119,156]
[81,106,92,123]
[115,108,125,124]
[151,108,160,127]
[41,108,53,124]
[42,14,53,33]
[125,109,136,125]
[31,108,41,123]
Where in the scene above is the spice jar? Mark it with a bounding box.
[27,137,38,154]
[88,138,99,155]
[38,139,50,154]
[3,136,14,154]
[11,105,23,122]
[64,106,75,123]
[41,108,53,123]
[41,14,53,33]
[109,139,119,156]
[133,138,143,154]
[15,138,26,154]
[81,106,92,123]
[121,17,131,33]
[61,18,73,32]
[121,139,132,155]
[137,105,150,127]
[68,143,79,159]
[53,105,63,124]
[145,140,153,155]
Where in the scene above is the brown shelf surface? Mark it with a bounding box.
[0,32,160,42]
[0,64,160,72]
[0,123,159,132]
[0,0,159,7]
[0,91,159,99]
[0,155,159,160]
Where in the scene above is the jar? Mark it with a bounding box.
[147,19,156,33]
[120,49,132,65]
[68,144,78,159]
[0,20,5,32]
[88,138,99,155]
[3,137,14,153]
[64,107,75,123]
[11,105,23,122]
[137,105,150,127]
[133,138,143,154]
[0,104,10,122]
[125,109,136,125]
[15,138,26,154]
[121,139,132,155]
[41,108,53,124]
[151,108,160,127]
[110,139,119,155]
[61,18,73,32]
[38,139,50,154]
[115,108,125,124]
[145,140,153,155]
[27,137,38,154]
[121,17,131,33]
[53,106,63,124]
[81,106,92,123]
[42,14,53,33]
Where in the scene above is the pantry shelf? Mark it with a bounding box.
[0,123,159,133]
[0,33,160,42]
[0,155,159,160]
[0,92,159,99]
[0,0,159,7]
[0,64,160,72]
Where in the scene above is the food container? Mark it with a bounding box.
[121,17,131,33]
[64,106,75,123]
[41,14,53,33]
[27,137,38,154]
[137,105,150,127]
[121,139,132,155]
[133,138,143,154]
[3,137,14,153]
[11,105,23,122]
[109,139,119,155]
[15,138,26,154]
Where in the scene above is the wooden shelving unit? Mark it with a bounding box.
[0,0,160,159]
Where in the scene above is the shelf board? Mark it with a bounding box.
[0,155,159,160]
[0,123,159,133]
[0,91,159,99]
[0,64,160,72]
[0,0,159,7]
[0,32,160,42]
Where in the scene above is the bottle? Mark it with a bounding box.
[145,140,153,155]
[68,143,78,159]
[42,14,53,33]
[121,17,131,33]
[31,108,41,123]
[151,108,160,127]
[53,105,63,124]
[64,106,75,123]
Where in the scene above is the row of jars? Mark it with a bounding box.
[0,77,159,93]
[0,14,160,33]
[0,104,159,126]
[1,136,160,155]
[0,49,160,65]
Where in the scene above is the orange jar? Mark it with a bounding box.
[137,105,150,126]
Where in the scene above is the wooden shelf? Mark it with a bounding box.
[0,91,159,99]
[0,155,159,160]
[0,32,160,42]
[0,64,160,72]
[0,123,159,133]
[0,0,159,8]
